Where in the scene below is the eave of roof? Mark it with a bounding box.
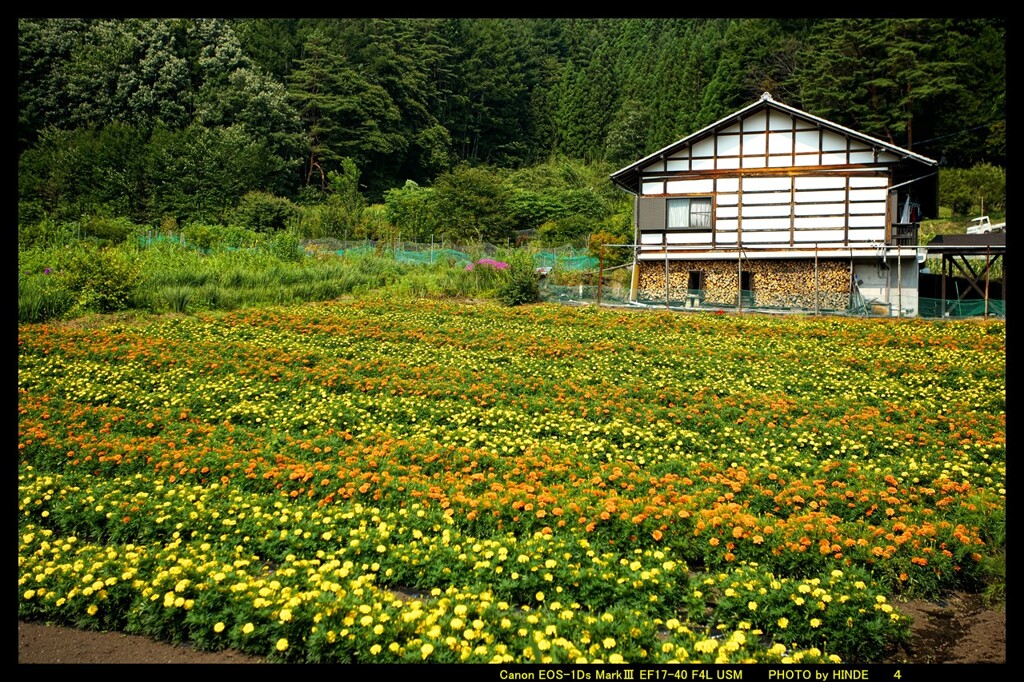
[610,93,939,193]
[927,233,1006,247]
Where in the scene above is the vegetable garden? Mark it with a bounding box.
[18,299,1005,664]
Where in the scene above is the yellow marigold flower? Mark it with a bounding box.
[276,638,288,652]
[23,590,36,600]
[747,601,758,611]
[536,591,545,602]
[242,622,255,634]
[694,639,718,653]
[87,604,98,616]
[777,617,789,629]
[810,618,822,628]
[279,608,292,622]
[370,644,382,655]
[602,637,616,649]
[421,643,434,659]
[609,653,624,664]
[214,622,225,633]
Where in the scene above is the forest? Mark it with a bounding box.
[18,18,1006,248]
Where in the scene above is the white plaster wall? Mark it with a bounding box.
[853,258,920,317]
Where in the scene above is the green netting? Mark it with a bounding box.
[393,248,473,265]
[137,234,186,247]
[334,244,378,258]
[539,283,631,305]
[533,253,598,270]
[919,296,1005,318]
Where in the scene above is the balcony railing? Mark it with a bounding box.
[891,223,919,247]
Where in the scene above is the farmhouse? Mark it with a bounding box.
[610,92,939,317]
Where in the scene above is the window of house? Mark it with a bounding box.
[667,197,712,230]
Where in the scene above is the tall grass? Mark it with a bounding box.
[18,237,558,322]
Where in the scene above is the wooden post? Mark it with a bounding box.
[814,245,819,315]
[737,248,742,314]
[941,254,947,316]
[664,247,670,309]
[985,244,991,316]
[897,242,902,319]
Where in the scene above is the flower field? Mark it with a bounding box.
[18,299,1005,664]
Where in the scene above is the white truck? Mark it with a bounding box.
[966,216,1006,234]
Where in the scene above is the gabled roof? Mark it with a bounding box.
[610,92,939,194]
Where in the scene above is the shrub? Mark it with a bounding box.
[262,231,303,262]
[231,191,299,233]
[80,215,142,245]
[18,218,80,250]
[496,249,540,306]
[62,244,143,314]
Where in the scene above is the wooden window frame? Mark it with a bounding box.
[667,196,713,231]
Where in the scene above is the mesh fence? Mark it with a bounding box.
[630,289,1005,318]
[133,236,1007,318]
[539,282,632,306]
[533,250,599,271]
[919,297,1005,318]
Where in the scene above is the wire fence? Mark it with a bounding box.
[919,297,1005,319]
[132,234,1005,319]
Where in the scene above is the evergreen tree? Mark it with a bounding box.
[288,30,402,197]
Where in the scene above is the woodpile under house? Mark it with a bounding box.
[611,93,939,317]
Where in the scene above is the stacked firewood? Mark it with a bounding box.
[636,259,851,309]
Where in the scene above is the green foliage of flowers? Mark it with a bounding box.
[18,300,1004,663]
